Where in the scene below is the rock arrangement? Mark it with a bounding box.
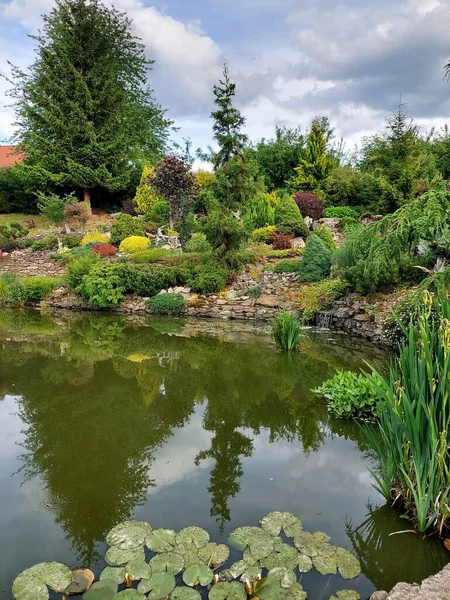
[370,564,450,600]
[0,249,67,277]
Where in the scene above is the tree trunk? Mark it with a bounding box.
[83,188,92,216]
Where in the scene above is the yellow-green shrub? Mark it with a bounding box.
[119,235,150,254]
[250,225,276,242]
[81,231,110,246]
[133,166,163,214]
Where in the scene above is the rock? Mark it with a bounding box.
[304,216,313,228]
[256,295,281,308]
[217,299,228,305]
[370,593,388,600]
[291,237,306,249]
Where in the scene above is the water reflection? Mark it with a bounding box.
[1,309,447,597]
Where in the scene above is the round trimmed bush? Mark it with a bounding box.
[274,194,302,224]
[147,292,187,315]
[298,234,332,282]
[92,243,117,257]
[110,213,145,245]
[275,259,302,273]
[250,225,277,243]
[276,220,309,239]
[188,265,228,294]
[81,231,109,246]
[313,226,336,251]
[119,235,150,254]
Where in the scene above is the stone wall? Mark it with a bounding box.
[0,249,67,277]
[370,564,450,600]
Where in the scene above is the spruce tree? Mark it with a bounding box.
[211,64,248,169]
[289,119,334,191]
[8,0,171,212]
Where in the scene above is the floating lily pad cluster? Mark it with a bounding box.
[12,513,362,600]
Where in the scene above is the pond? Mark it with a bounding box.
[0,309,448,600]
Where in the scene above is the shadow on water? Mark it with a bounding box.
[0,309,447,599]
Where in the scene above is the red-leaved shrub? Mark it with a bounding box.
[272,233,294,250]
[294,191,325,221]
[92,243,117,257]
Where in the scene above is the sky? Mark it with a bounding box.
[1,0,450,156]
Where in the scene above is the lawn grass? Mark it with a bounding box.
[0,211,112,235]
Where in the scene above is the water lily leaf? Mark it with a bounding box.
[329,591,360,600]
[100,567,126,585]
[105,546,145,566]
[294,532,329,558]
[176,527,210,550]
[227,527,274,560]
[183,564,213,587]
[29,562,73,591]
[146,529,177,553]
[208,581,247,600]
[150,552,184,575]
[83,579,118,600]
[65,569,95,594]
[106,522,151,550]
[286,582,307,600]
[335,548,361,580]
[312,549,337,575]
[113,591,146,599]
[261,542,301,571]
[267,567,296,589]
[170,588,202,600]
[296,554,313,573]
[174,544,201,567]
[198,543,230,566]
[127,353,150,363]
[137,573,175,599]
[260,512,303,538]
[12,572,49,600]
[242,549,258,566]
[229,561,261,582]
[257,578,307,600]
[125,557,152,580]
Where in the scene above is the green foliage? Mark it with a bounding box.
[147,293,186,315]
[274,194,302,224]
[203,211,248,257]
[363,293,450,532]
[323,207,359,219]
[133,167,162,215]
[334,185,450,293]
[128,248,172,264]
[120,264,180,297]
[31,235,59,251]
[289,119,334,191]
[271,311,301,350]
[314,370,382,420]
[211,65,248,169]
[9,0,170,206]
[245,285,262,298]
[110,214,145,245]
[246,192,275,228]
[184,233,212,254]
[322,167,364,208]
[77,263,126,307]
[250,226,277,243]
[0,273,61,305]
[188,264,228,294]
[152,156,196,226]
[275,220,309,239]
[340,217,359,231]
[119,236,150,254]
[213,156,260,210]
[298,235,332,283]
[313,226,336,251]
[37,192,74,224]
[291,278,349,323]
[149,200,170,223]
[0,163,39,213]
[274,259,302,273]
[66,251,101,290]
[248,126,306,191]
[81,231,110,246]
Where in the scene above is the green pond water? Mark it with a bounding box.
[0,309,448,600]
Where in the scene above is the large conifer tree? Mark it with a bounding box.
[9,0,171,212]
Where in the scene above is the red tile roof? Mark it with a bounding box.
[0,145,26,168]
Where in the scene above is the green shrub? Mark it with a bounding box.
[129,248,172,263]
[184,232,212,254]
[37,192,75,224]
[0,222,29,240]
[298,235,332,282]
[274,193,302,224]
[81,231,110,246]
[314,370,382,419]
[0,273,60,305]
[250,226,277,243]
[188,264,228,294]
[323,207,359,219]
[203,210,248,256]
[161,252,205,268]
[119,235,150,254]
[275,259,302,273]
[291,278,349,323]
[77,263,126,307]
[245,285,262,298]
[223,249,256,272]
[148,199,170,222]
[31,236,59,251]
[340,216,359,230]
[121,264,179,297]
[276,220,309,239]
[271,311,301,350]
[246,192,275,228]
[60,233,81,248]
[313,226,336,251]
[147,292,187,315]
[110,213,145,245]
[66,251,100,290]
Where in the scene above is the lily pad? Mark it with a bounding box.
[286,582,308,600]
[208,581,247,600]
[227,527,274,560]
[242,549,258,566]
[113,591,145,599]
[125,557,152,580]
[174,544,201,567]
[262,542,302,571]
[183,564,214,587]
[229,561,261,582]
[312,549,337,575]
[146,529,177,553]
[12,573,49,600]
[260,512,303,538]
[330,591,360,600]
[150,552,184,575]
[294,531,330,558]
[267,567,297,589]
[256,578,307,600]
[12,562,73,600]
[83,579,118,600]
[106,522,150,550]
[137,573,176,599]
[170,588,202,600]
[335,548,361,580]
[65,569,95,594]
[176,527,210,549]
[198,543,230,566]
[100,567,126,585]
[105,545,145,566]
